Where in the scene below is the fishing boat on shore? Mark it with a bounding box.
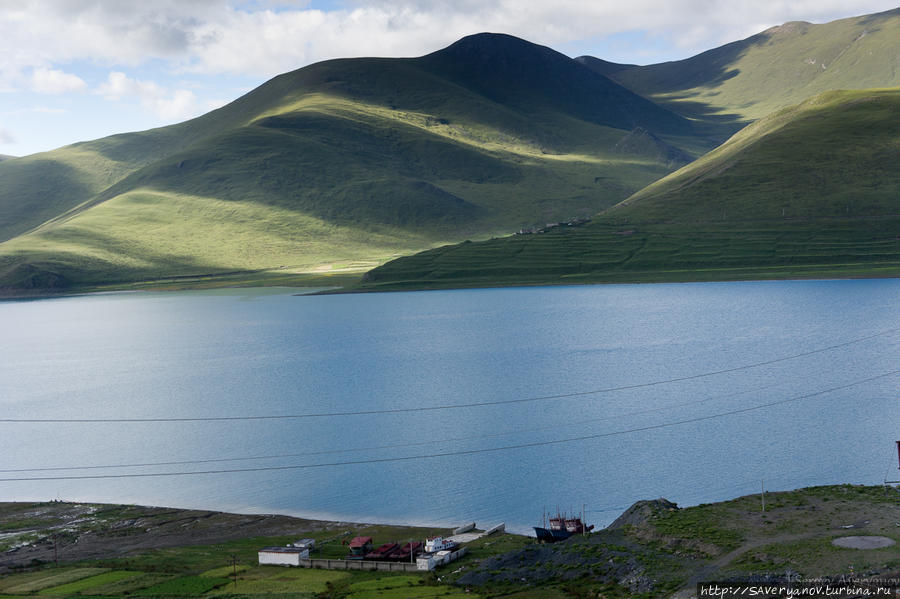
[534,510,594,542]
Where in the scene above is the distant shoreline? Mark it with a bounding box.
[3,269,900,301]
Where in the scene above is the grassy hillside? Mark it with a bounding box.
[606,88,900,223]
[578,8,900,132]
[0,34,702,291]
[358,88,900,290]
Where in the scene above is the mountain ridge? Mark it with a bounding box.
[0,32,699,290]
[4,10,900,292]
[358,87,900,291]
[576,7,900,130]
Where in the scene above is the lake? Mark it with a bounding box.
[1,280,898,534]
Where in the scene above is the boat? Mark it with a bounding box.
[387,541,423,561]
[365,542,399,560]
[534,511,593,542]
[424,536,458,554]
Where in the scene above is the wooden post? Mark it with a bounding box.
[231,554,237,589]
[761,480,765,513]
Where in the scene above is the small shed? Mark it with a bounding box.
[258,546,309,566]
[291,538,316,550]
[416,555,435,571]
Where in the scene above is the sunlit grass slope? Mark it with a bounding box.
[0,33,702,290]
[359,88,900,289]
[579,8,900,131]
[607,88,900,223]
[0,190,443,288]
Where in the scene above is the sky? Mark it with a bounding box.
[1,0,898,157]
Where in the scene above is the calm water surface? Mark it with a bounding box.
[1,281,898,533]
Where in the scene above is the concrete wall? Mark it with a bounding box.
[452,522,475,535]
[298,547,469,572]
[299,558,419,572]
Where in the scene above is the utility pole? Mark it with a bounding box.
[886,441,900,487]
[231,554,237,589]
[761,480,766,513]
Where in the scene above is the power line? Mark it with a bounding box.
[1,367,895,482]
[0,380,783,473]
[3,326,897,424]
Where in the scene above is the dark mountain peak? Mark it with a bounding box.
[429,32,563,63]
[420,32,692,136]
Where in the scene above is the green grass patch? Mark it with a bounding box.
[731,534,900,576]
[494,590,569,599]
[0,518,62,532]
[88,535,298,575]
[347,583,477,599]
[0,569,110,594]
[37,570,142,595]
[133,575,229,596]
[651,505,745,553]
[212,568,349,595]
[359,218,900,291]
[82,573,175,595]
[347,575,422,591]
[198,565,249,578]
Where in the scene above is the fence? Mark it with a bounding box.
[297,547,469,572]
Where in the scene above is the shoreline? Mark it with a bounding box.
[2,484,898,597]
[4,269,900,302]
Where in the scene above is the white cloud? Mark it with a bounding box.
[97,71,199,121]
[31,67,87,94]
[1,0,898,88]
[31,106,68,114]
[0,127,15,144]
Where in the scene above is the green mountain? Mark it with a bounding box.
[359,88,900,290]
[607,88,900,223]
[577,8,900,132]
[0,155,13,162]
[0,33,701,291]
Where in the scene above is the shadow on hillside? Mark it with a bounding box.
[0,158,97,242]
[582,31,787,140]
[0,228,260,291]
[858,7,899,27]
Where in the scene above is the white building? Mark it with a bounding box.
[291,538,316,550]
[258,546,309,566]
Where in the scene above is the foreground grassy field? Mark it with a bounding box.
[1,485,897,598]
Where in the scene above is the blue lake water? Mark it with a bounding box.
[1,280,899,533]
